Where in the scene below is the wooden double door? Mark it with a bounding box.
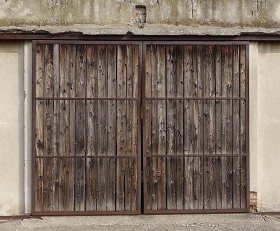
[33,41,249,215]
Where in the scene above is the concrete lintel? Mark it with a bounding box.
[0,25,280,37]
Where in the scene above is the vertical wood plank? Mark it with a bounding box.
[86,45,98,211]
[221,46,227,209]
[69,45,76,211]
[194,45,204,209]
[240,45,247,209]
[131,45,139,211]
[75,44,86,211]
[166,45,177,210]
[221,46,233,209]
[156,45,167,210]
[96,45,108,211]
[116,45,127,211]
[215,45,223,209]
[240,46,246,98]
[43,45,56,211]
[145,45,153,210]
[151,45,158,210]
[35,44,45,158]
[58,45,76,211]
[35,44,45,98]
[58,44,68,211]
[175,45,184,210]
[183,45,194,210]
[240,155,247,209]
[35,44,45,211]
[68,45,77,158]
[232,46,241,209]
[52,44,60,211]
[107,45,117,211]
[203,46,216,209]
[125,45,133,211]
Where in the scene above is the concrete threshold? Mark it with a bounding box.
[0,214,280,231]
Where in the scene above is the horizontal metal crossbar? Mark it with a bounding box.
[144,154,248,158]
[35,97,140,100]
[144,97,247,100]
[35,155,139,159]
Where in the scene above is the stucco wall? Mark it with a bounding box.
[0,0,280,35]
[0,42,32,216]
[257,43,280,212]
[249,43,258,194]
[0,42,24,215]
[0,41,280,215]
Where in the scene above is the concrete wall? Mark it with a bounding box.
[0,0,280,35]
[0,41,280,215]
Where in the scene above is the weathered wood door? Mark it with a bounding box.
[33,41,248,215]
[33,41,141,215]
[143,43,249,213]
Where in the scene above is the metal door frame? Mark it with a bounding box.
[32,40,249,215]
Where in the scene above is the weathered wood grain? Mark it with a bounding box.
[175,46,184,210]
[232,46,241,209]
[116,45,127,211]
[35,43,45,211]
[194,45,204,210]
[240,46,246,98]
[221,46,233,209]
[240,156,247,209]
[203,46,216,209]
[215,46,223,209]
[240,45,247,209]
[125,45,133,211]
[240,97,247,209]
[166,45,177,210]
[35,43,45,157]
[183,45,194,210]
[145,45,152,210]
[42,45,57,211]
[85,45,98,211]
[96,45,108,211]
[156,45,167,210]
[151,45,159,210]
[131,45,139,211]
[107,45,117,211]
[51,44,60,211]
[58,45,75,211]
[75,44,86,211]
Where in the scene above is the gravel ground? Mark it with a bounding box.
[0,214,279,231]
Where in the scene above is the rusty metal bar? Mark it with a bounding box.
[31,210,141,216]
[144,97,247,100]
[144,154,248,158]
[143,208,249,214]
[34,156,139,159]
[137,41,143,214]
[35,97,140,100]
